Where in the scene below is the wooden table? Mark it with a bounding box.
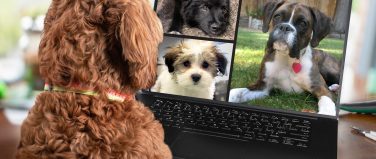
[338,114,376,159]
[0,109,375,159]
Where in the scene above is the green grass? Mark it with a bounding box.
[231,28,344,112]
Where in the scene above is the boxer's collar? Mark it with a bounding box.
[44,83,133,102]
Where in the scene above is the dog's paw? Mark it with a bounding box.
[318,96,336,116]
[168,31,182,35]
[229,88,247,103]
[229,88,268,103]
[328,84,340,92]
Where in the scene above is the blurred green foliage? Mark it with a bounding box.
[0,1,49,55]
[0,1,21,55]
[352,0,360,11]
[0,81,7,99]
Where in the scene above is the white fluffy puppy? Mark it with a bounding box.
[152,40,227,99]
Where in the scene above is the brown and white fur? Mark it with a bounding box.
[229,1,341,116]
[152,40,227,99]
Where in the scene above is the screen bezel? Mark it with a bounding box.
[147,0,354,119]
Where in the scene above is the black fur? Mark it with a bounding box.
[216,53,228,75]
[164,52,178,73]
[158,0,230,36]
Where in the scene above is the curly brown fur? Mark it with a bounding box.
[16,0,172,158]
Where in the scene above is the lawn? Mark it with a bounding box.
[230,28,344,112]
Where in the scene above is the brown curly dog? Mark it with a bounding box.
[16,0,172,158]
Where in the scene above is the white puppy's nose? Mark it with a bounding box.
[191,74,201,82]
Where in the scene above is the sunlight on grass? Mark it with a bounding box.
[230,28,345,112]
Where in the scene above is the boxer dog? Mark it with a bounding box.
[229,1,341,116]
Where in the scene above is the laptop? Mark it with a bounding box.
[137,0,353,158]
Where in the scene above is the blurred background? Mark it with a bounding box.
[340,0,376,104]
[0,0,50,125]
[0,0,157,125]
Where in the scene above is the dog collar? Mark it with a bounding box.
[44,83,133,102]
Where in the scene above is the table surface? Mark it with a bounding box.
[338,113,376,159]
[0,109,375,159]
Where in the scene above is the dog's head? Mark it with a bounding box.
[39,0,163,93]
[164,40,227,88]
[262,0,332,58]
[182,0,230,36]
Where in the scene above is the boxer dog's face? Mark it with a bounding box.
[269,4,313,58]
[262,1,332,59]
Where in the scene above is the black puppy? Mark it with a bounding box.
[158,0,230,36]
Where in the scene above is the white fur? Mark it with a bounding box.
[288,7,296,24]
[328,84,340,92]
[229,46,314,103]
[152,40,218,99]
[229,88,269,103]
[284,7,297,47]
[264,46,313,93]
[286,29,297,46]
[152,69,215,99]
[181,40,214,56]
[318,96,336,116]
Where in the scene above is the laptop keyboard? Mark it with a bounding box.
[149,98,312,148]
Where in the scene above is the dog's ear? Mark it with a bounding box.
[262,0,285,33]
[119,0,163,89]
[164,51,178,73]
[216,53,228,75]
[309,7,332,48]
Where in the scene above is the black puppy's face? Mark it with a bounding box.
[183,0,230,36]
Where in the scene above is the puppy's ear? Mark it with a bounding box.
[216,53,228,75]
[262,0,285,33]
[310,7,332,48]
[119,0,163,89]
[164,51,178,73]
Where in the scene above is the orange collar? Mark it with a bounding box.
[44,83,133,102]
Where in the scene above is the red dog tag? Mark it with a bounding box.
[292,62,302,73]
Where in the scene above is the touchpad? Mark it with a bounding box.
[171,131,310,159]
[171,131,259,159]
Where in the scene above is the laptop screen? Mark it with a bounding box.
[150,0,353,117]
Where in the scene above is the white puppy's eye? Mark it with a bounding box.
[202,61,209,69]
[183,61,191,67]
